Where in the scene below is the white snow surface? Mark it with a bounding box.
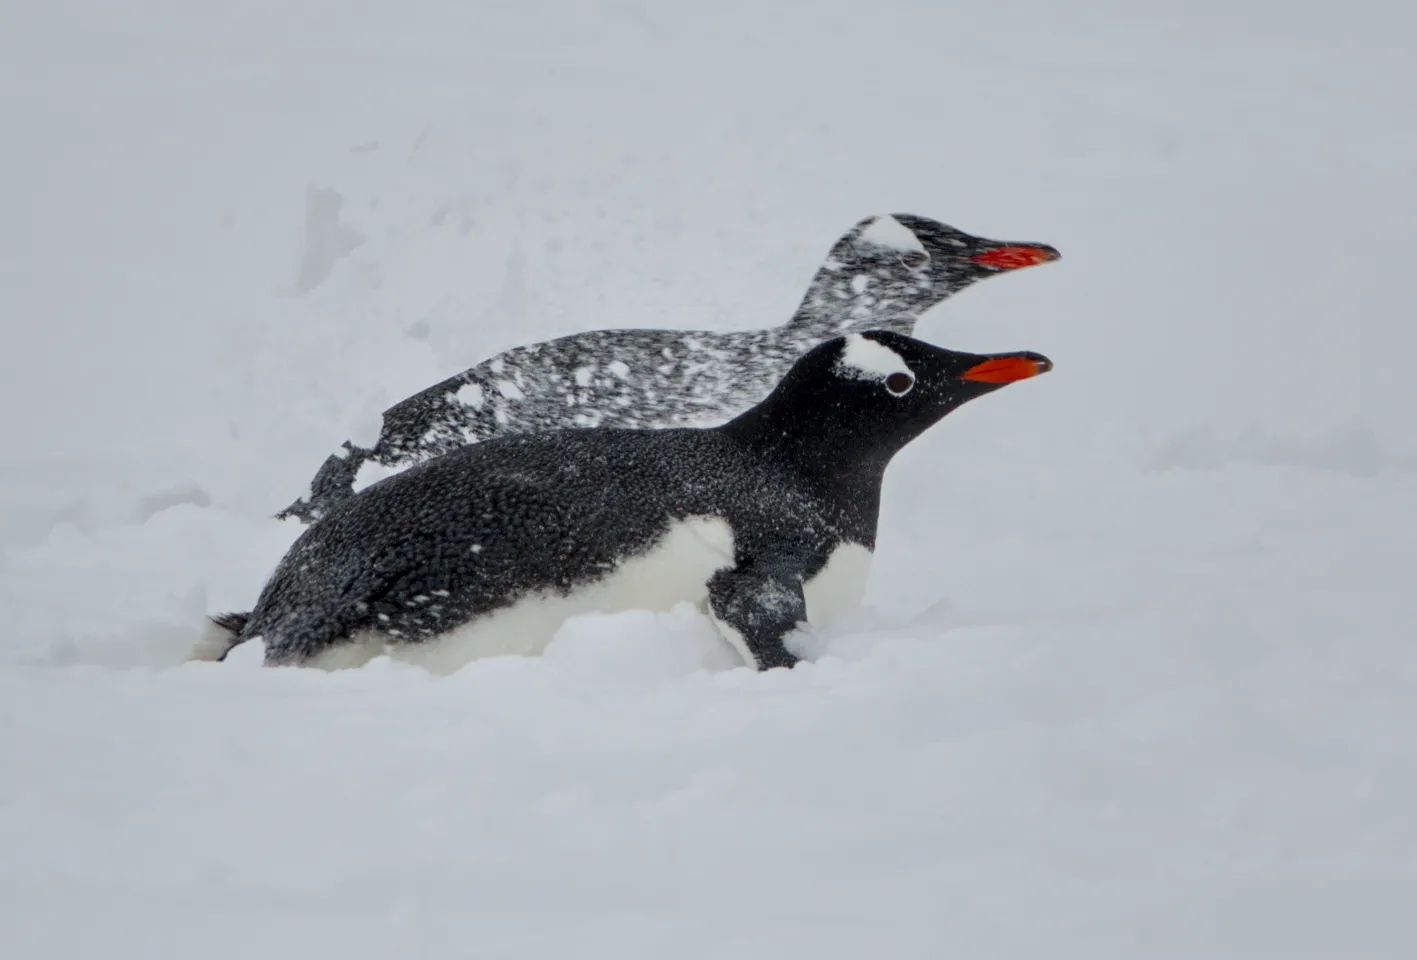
[2,2,1416,957]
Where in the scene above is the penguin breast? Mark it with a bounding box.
[802,542,873,626]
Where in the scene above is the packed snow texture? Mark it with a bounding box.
[2,2,1415,957]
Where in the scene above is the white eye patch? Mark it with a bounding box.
[836,334,915,394]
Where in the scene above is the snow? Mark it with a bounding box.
[2,1,1416,957]
[494,378,526,401]
[454,381,484,409]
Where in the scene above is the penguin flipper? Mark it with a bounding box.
[276,444,369,522]
[706,564,807,670]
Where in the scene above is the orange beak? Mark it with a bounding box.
[970,245,1061,271]
[961,356,1053,384]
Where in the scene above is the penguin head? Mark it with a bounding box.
[732,331,1051,470]
[881,214,1060,286]
[795,214,1060,334]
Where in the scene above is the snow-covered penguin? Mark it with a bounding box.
[280,215,1059,521]
[212,331,1052,671]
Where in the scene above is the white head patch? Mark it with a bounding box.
[836,334,913,382]
[856,215,926,254]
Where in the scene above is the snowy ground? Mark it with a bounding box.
[3,1,1415,957]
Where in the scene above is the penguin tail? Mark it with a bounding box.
[189,612,253,662]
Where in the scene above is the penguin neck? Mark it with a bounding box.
[782,261,932,339]
[720,396,897,502]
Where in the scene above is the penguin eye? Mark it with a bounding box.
[898,250,930,270]
[885,372,915,396]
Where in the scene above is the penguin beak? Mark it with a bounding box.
[961,354,1053,384]
[970,244,1061,271]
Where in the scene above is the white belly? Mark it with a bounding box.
[802,542,873,626]
[391,516,736,674]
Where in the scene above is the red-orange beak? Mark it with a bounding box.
[961,355,1053,384]
[970,244,1061,271]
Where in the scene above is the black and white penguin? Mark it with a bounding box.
[279,215,1059,521]
[213,331,1052,671]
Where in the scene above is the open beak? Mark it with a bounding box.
[970,244,1061,271]
[962,353,1053,384]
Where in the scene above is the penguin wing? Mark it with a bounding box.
[706,562,808,670]
[278,324,750,523]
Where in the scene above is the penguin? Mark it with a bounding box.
[278,215,1059,522]
[212,331,1052,671]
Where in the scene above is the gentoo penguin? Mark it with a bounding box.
[213,331,1052,671]
[278,215,1059,521]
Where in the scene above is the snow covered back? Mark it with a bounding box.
[2,1,1414,957]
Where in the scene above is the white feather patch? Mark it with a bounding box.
[802,543,873,625]
[455,382,485,409]
[836,334,912,381]
[857,215,925,253]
